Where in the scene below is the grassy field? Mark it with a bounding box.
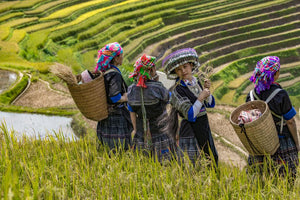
[1,123,300,199]
[0,0,300,198]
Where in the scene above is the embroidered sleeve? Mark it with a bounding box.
[204,95,215,108]
[170,89,193,120]
[187,100,203,122]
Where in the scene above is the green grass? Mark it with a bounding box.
[1,124,300,199]
[0,74,28,105]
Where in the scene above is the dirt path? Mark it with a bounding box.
[13,80,74,108]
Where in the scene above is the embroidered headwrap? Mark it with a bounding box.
[162,48,200,80]
[94,42,123,72]
[129,54,156,88]
[250,56,280,94]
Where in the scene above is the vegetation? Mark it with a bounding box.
[1,125,300,199]
[0,0,300,197]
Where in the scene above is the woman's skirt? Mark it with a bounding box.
[248,135,299,177]
[97,112,132,150]
[133,133,177,163]
[178,136,201,165]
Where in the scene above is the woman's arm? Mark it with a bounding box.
[118,93,128,102]
[286,117,300,151]
[130,111,137,137]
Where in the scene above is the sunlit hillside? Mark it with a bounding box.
[0,0,300,111]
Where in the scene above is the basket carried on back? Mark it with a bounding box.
[230,100,279,155]
[51,63,108,121]
[67,74,108,121]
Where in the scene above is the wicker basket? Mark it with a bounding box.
[67,73,108,121]
[230,100,279,155]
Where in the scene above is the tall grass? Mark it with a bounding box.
[0,123,300,199]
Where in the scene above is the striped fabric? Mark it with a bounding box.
[133,133,177,163]
[248,135,299,177]
[97,112,132,150]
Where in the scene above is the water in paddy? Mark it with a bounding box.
[0,70,17,94]
[0,111,76,140]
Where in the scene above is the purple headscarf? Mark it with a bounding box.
[250,56,280,94]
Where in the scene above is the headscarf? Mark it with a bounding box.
[129,54,156,88]
[250,56,280,94]
[162,48,200,80]
[94,42,123,72]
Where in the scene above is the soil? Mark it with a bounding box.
[13,80,74,108]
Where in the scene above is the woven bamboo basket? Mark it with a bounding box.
[230,100,279,155]
[67,73,108,121]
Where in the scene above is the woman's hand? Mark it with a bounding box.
[198,88,210,102]
[204,79,211,89]
[119,93,128,102]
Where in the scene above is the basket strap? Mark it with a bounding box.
[251,89,284,134]
[265,88,282,104]
[249,90,255,101]
[239,124,260,154]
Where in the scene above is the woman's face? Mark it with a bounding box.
[175,63,193,81]
[112,53,123,66]
[274,70,280,81]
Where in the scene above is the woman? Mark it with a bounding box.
[127,54,176,163]
[95,42,132,151]
[246,56,299,179]
[162,48,218,166]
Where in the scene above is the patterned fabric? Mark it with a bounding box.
[94,42,123,72]
[250,56,280,94]
[170,80,210,120]
[162,48,200,80]
[129,54,156,88]
[248,136,299,177]
[97,109,132,150]
[238,109,262,125]
[133,133,177,163]
[177,137,201,165]
[128,81,169,106]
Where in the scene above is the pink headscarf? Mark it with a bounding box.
[129,54,156,88]
[250,56,280,94]
[94,42,123,72]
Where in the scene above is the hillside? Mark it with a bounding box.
[1,0,300,198]
[0,0,299,109]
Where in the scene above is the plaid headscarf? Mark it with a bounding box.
[250,56,280,94]
[129,54,156,88]
[162,48,200,80]
[94,42,123,72]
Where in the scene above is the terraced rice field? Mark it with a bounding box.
[0,0,299,117]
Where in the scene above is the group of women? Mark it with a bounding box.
[94,42,299,180]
